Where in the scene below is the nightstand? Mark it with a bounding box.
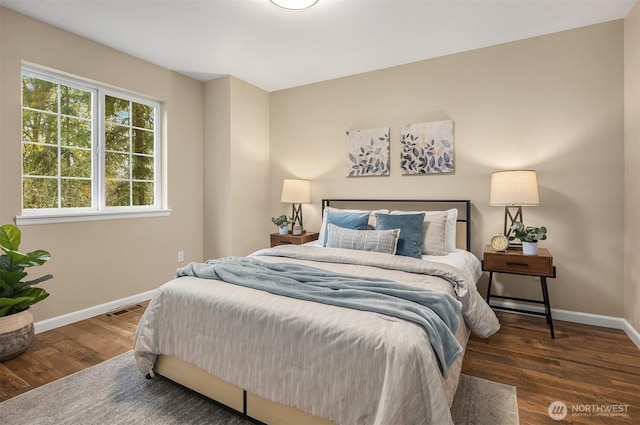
[270,231,319,247]
[483,245,557,338]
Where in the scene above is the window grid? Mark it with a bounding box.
[21,77,96,211]
[21,65,162,216]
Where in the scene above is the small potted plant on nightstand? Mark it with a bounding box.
[271,215,292,235]
[508,221,547,255]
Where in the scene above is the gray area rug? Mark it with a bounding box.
[451,373,519,425]
[1,351,518,425]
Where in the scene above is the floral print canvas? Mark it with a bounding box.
[400,120,454,175]
[346,127,390,177]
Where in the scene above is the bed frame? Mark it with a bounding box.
[152,199,473,425]
[154,355,333,425]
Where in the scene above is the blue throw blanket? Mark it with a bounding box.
[176,257,463,375]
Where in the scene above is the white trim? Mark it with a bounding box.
[491,299,640,349]
[16,209,171,226]
[34,289,157,334]
[623,319,640,349]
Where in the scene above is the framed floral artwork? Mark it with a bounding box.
[346,127,390,177]
[400,120,454,175]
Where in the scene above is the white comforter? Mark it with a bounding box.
[134,245,499,425]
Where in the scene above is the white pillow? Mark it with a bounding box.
[420,213,448,256]
[318,207,389,245]
[390,208,458,253]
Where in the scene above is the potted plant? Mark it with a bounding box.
[508,221,547,255]
[0,224,53,361]
[271,215,292,235]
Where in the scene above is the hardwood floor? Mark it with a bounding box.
[463,312,640,425]
[1,305,639,425]
[0,302,146,403]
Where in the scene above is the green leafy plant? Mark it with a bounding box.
[0,224,53,317]
[508,221,548,243]
[271,215,292,228]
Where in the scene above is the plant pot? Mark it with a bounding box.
[522,241,538,256]
[278,226,288,235]
[0,309,34,362]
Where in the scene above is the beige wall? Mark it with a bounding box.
[204,76,271,259]
[270,21,625,317]
[0,8,205,321]
[625,4,640,332]
[204,78,232,258]
[0,6,634,327]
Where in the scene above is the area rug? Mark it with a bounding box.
[0,351,518,425]
[451,373,519,425]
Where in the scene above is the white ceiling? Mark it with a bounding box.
[0,0,636,92]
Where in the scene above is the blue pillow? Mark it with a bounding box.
[323,210,370,245]
[375,212,425,258]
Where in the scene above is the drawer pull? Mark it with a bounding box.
[505,262,530,267]
[279,240,293,244]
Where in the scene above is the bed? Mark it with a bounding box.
[134,199,500,425]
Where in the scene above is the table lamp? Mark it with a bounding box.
[490,170,539,237]
[281,179,311,233]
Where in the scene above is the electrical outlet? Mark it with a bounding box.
[177,250,184,262]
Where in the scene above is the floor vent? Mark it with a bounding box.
[106,303,143,317]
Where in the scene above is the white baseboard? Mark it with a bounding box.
[490,300,640,350]
[623,319,640,349]
[34,289,157,334]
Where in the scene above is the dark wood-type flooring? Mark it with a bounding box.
[1,305,639,424]
[463,312,640,424]
[0,303,146,403]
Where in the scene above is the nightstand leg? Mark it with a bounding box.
[486,272,494,304]
[540,277,555,338]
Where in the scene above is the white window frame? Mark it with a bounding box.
[17,65,170,225]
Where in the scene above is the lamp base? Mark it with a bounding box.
[291,203,304,232]
[503,205,523,236]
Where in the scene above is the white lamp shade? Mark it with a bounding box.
[490,170,539,206]
[281,179,311,204]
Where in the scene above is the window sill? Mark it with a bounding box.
[15,209,172,226]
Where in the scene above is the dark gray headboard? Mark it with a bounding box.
[322,199,472,251]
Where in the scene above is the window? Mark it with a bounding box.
[19,66,167,224]
[104,95,156,207]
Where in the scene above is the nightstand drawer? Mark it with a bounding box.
[484,255,551,276]
[483,246,554,277]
